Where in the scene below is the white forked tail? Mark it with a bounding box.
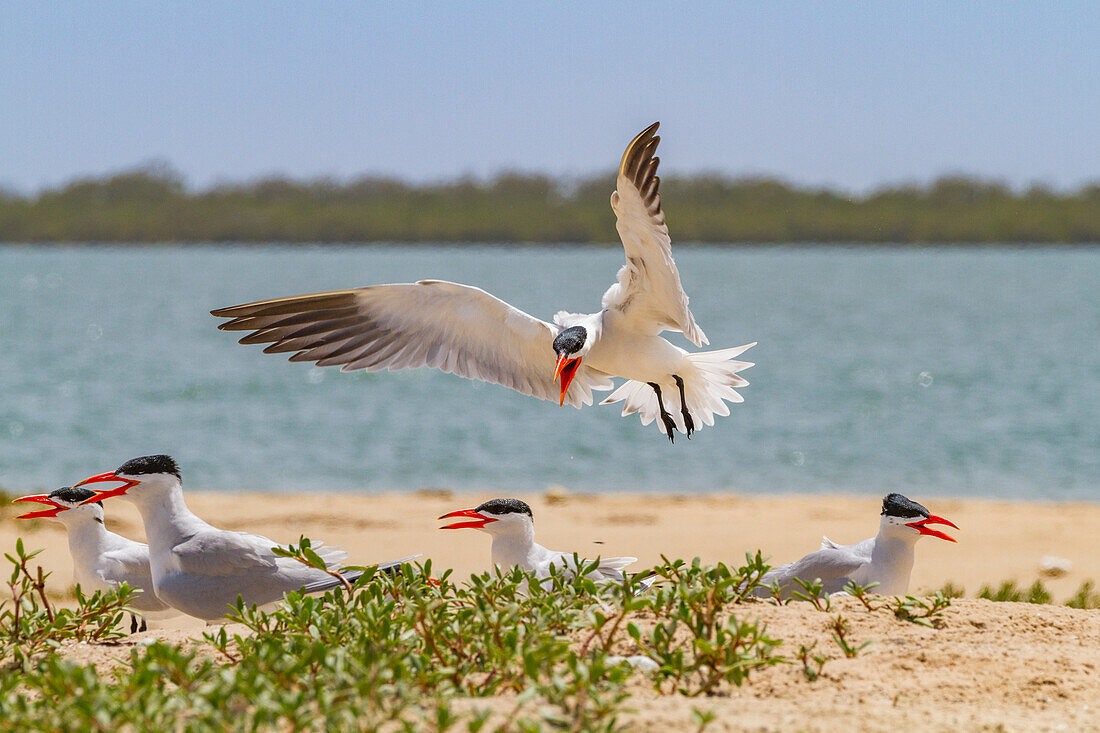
[599,343,756,436]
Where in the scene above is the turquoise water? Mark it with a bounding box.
[1,245,1097,499]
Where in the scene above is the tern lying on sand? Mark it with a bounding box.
[438,497,648,585]
[14,486,178,632]
[74,455,420,622]
[755,493,959,599]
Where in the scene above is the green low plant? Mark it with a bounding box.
[1065,581,1100,609]
[691,706,718,731]
[2,538,133,670]
[841,580,883,611]
[15,540,1041,730]
[829,614,871,658]
[936,581,966,598]
[626,554,783,696]
[942,578,1100,608]
[791,577,832,612]
[892,592,952,628]
[796,641,829,681]
[978,580,1052,604]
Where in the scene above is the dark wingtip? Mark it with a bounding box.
[618,123,661,178]
[617,123,665,217]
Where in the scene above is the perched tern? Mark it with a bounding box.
[13,486,176,631]
[212,123,755,442]
[438,498,643,583]
[755,493,959,599]
[73,455,419,622]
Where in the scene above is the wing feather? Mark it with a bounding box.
[604,122,707,347]
[171,531,281,577]
[99,547,155,588]
[213,280,612,407]
[759,549,866,597]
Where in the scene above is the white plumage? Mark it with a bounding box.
[212,123,755,441]
[438,498,643,583]
[755,493,959,599]
[74,455,419,622]
[14,487,176,630]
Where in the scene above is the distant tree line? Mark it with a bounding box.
[1,163,1098,244]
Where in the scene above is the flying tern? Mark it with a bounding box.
[212,123,755,442]
[73,455,419,622]
[755,493,959,599]
[438,498,645,584]
[14,486,177,631]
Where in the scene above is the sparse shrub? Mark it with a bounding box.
[2,538,133,670]
[829,614,871,657]
[17,540,1082,729]
[978,580,1051,604]
[791,577,832,612]
[626,553,783,696]
[796,642,829,681]
[1065,582,1100,610]
[936,581,966,598]
[892,592,953,628]
[691,706,718,731]
[842,580,883,611]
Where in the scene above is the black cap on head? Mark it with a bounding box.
[49,486,99,506]
[116,455,181,480]
[475,498,533,519]
[552,326,587,357]
[881,493,929,519]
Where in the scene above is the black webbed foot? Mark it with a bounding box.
[139,617,147,633]
[130,614,138,634]
[673,375,695,439]
[648,382,677,443]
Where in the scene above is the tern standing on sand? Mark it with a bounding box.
[755,493,959,599]
[73,455,419,622]
[13,486,177,631]
[212,123,755,442]
[438,498,642,582]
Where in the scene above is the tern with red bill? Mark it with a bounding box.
[14,486,176,632]
[72,455,420,622]
[755,493,959,599]
[211,123,755,442]
[438,498,644,583]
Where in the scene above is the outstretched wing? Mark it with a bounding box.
[603,122,708,347]
[212,280,612,407]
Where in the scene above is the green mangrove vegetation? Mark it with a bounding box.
[2,164,1098,244]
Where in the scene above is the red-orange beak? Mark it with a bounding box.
[438,508,498,530]
[554,354,581,407]
[72,472,140,504]
[906,514,960,543]
[13,494,67,520]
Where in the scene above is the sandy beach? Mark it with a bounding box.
[4,489,1100,621]
[4,490,1100,730]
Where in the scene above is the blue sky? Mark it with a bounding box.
[3,2,1098,193]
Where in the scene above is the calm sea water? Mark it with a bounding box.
[1,245,1097,500]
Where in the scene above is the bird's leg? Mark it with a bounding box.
[647,382,677,443]
[672,375,695,438]
[139,616,148,633]
[129,614,138,634]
